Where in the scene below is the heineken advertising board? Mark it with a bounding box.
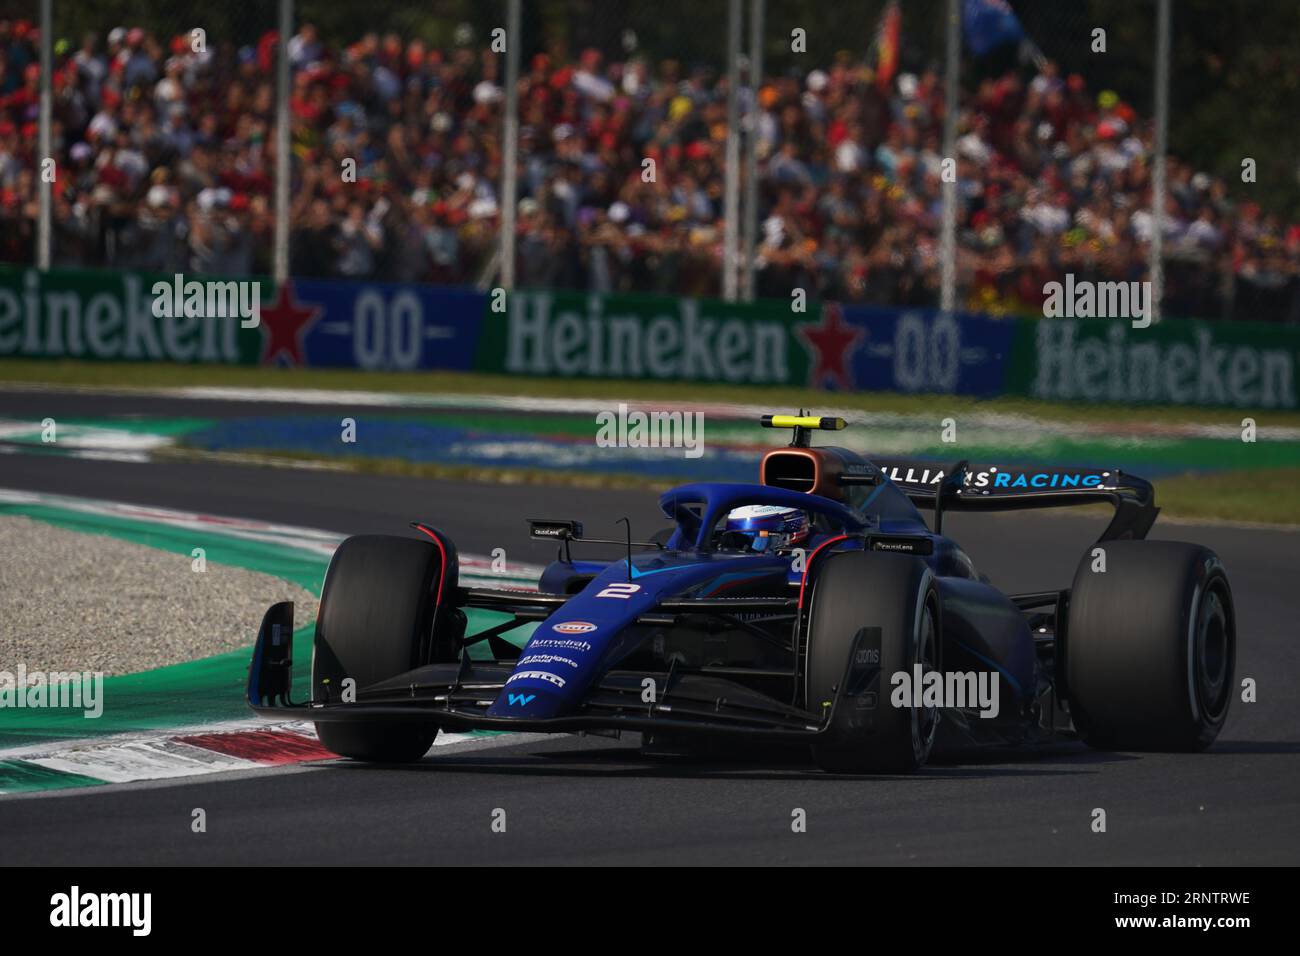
[474,289,811,386]
[3,265,1296,409]
[0,266,261,364]
[0,266,485,371]
[1010,316,1299,409]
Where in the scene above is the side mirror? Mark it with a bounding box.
[528,518,582,562]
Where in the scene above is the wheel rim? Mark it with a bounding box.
[1195,587,1230,719]
[911,601,940,761]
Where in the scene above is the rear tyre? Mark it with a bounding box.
[805,551,940,773]
[1066,540,1234,752]
[312,534,449,762]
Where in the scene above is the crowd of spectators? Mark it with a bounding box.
[0,16,1296,322]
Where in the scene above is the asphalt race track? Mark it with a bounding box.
[1,391,1298,865]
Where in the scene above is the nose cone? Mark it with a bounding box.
[487,679,567,719]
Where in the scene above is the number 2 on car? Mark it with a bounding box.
[596,583,641,599]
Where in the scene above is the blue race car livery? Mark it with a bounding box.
[248,414,1236,772]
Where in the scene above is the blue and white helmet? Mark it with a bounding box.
[723,504,809,552]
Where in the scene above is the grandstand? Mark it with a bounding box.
[0,1,1296,323]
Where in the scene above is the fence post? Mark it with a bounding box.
[37,0,52,270]
[274,0,293,285]
[939,0,960,313]
[722,0,742,302]
[1151,0,1170,323]
[741,0,765,302]
[500,0,521,290]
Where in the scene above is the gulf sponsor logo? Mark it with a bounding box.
[552,621,597,635]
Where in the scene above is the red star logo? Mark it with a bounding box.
[259,281,322,366]
[798,302,864,390]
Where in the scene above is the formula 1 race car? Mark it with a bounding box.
[247,414,1236,773]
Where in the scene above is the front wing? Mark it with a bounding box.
[246,597,863,739]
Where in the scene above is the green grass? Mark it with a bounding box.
[4,358,1299,429]
[1156,468,1300,526]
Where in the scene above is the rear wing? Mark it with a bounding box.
[871,459,1159,542]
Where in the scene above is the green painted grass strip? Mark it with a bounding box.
[0,758,107,792]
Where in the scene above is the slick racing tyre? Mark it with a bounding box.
[805,550,940,773]
[1066,540,1235,752]
[312,534,450,762]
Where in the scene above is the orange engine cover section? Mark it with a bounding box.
[760,448,848,501]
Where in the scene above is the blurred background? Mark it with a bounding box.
[0,0,1297,527]
[0,0,1294,320]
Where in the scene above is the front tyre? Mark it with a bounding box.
[312,534,449,762]
[1066,540,1235,751]
[805,551,940,773]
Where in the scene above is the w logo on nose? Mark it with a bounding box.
[507,693,535,707]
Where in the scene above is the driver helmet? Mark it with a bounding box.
[723,504,809,553]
